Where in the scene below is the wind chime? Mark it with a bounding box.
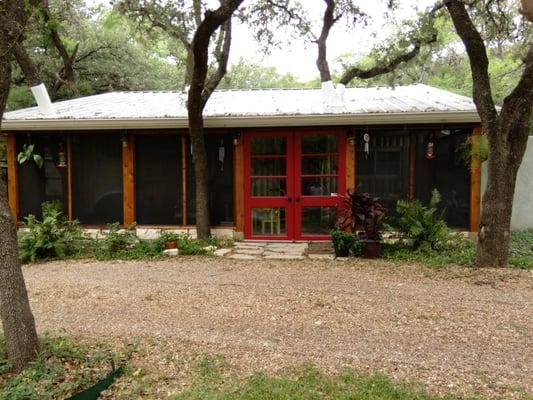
[363,131,370,159]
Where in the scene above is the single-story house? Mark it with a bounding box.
[1,84,484,240]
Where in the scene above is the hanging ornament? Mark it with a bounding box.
[425,141,435,160]
[363,133,370,159]
[218,139,225,171]
[57,142,67,168]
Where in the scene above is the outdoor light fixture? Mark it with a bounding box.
[57,142,67,168]
[233,132,241,146]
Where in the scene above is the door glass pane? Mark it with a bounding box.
[252,137,286,155]
[302,207,336,235]
[252,157,286,176]
[302,134,337,153]
[302,177,337,196]
[252,208,286,236]
[252,178,287,196]
[302,156,338,175]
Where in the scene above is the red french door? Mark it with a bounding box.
[244,129,345,240]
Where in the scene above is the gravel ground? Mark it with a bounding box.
[22,257,532,399]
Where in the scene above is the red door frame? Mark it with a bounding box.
[243,130,294,240]
[243,128,346,241]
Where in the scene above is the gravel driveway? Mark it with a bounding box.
[23,258,532,399]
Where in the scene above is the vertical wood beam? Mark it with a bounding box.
[469,126,482,233]
[181,134,187,226]
[408,132,416,200]
[66,134,73,220]
[234,133,244,233]
[6,133,19,222]
[122,133,135,227]
[346,134,356,190]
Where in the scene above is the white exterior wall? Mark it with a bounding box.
[481,136,533,230]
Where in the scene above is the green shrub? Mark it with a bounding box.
[331,230,361,257]
[392,189,449,250]
[509,229,533,268]
[94,224,162,260]
[18,201,84,262]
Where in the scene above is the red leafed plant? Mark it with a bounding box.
[337,189,388,241]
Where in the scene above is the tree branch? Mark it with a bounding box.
[12,44,41,86]
[339,2,444,86]
[445,0,498,126]
[202,19,232,106]
[316,0,335,82]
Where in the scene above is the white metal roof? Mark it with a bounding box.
[1,84,480,131]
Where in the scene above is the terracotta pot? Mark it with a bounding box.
[164,240,178,250]
[361,239,382,258]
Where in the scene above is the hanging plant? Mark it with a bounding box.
[17,144,44,168]
[464,135,489,166]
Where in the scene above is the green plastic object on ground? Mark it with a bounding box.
[67,362,123,400]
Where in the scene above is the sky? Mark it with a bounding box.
[88,0,435,81]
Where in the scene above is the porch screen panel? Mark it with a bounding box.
[186,134,234,226]
[356,131,409,212]
[17,134,68,221]
[135,134,182,225]
[415,129,470,228]
[72,134,123,224]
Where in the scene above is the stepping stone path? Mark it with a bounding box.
[215,241,335,260]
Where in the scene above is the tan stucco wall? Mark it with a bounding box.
[481,136,533,230]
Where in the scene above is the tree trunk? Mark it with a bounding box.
[0,45,40,371]
[476,141,520,266]
[189,112,211,239]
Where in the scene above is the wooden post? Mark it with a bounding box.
[469,126,482,233]
[346,134,356,190]
[6,133,19,222]
[234,133,244,233]
[408,132,416,200]
[66,134,73,220]
[181,134,187,225]
[122,133,135,227]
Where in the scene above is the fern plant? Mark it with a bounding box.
[393,189,449,250]
[19,201,83,262]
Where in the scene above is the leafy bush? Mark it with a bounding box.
[337,190,387,241]
[392,189,449,250]
[93,224,162,260]
[18,201,84,262]
[331,230,362,257]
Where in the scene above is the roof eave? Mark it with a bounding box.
[1,111,481,131]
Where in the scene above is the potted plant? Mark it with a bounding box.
[159,232,180,250]
[331,229,358,257]
[337,189,387,258]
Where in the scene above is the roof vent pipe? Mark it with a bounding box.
[30,83,55,115]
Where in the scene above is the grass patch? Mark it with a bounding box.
[173,363,461,400]
[383,230,533,269]
[0,335,128,400]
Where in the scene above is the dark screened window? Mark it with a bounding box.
[72,134,123,224]
[135,135,182,225]
[17,134,68,221]
[415,129,470,228]
[186,134,234,226]
[356,131,409,212]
